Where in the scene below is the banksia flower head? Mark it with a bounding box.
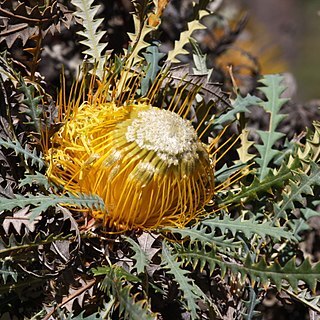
[46,76,216,231]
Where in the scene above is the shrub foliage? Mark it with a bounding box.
[0,0,319,319]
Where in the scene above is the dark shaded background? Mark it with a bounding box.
[244,0,320,102]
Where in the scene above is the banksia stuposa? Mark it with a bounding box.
[45,70,224,231]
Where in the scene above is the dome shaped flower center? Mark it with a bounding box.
[125,108,199,166]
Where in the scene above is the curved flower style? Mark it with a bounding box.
[46,101,215,231]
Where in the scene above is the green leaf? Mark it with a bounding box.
[0,137,45,170]
[0,232,72,257]
[258,75,288,124]
[0,193,105,221]
[288,121,320,171]
[141,43,165,95]
[255,131,285,179]
[176,245,320,292]
[18,80,43,134]
[275,162,320,221]
[255,75,288,180]
[301,208,320,220]
[190,38,212,80]
[245,256,320,292]
[202,216,296,242]
[116,284,156,320]
[126,2,158,67]
[161,242,205,319]
[174,242,225,276]
[166,225,241,251]
[214,162,247,183]
[94,265,155,320]
[220,165,293,207]
[212,93,261,130]
[93,265,140,284]
[124,236,150,274]
[19,172,51,189]
[241,286,262,320]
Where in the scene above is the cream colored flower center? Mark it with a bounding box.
[125,108,199,166]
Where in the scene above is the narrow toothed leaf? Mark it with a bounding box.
[161,242,205,319]
[124,236,150,274]
[166,10,209,63]
[176,244,320,292]
[202,216,296,242]
[0,193,105,221]
[0,137,45,170]
[71,0,108,78]
[255,75,289,180]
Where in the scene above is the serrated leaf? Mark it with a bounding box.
[246,256,320,292]
[301,208,320,220]
[94,265,140,284]
[166,10,209,63]
[0,137,45,170]
[0,1,73,48]
[275,162,320,221]
[124,236,149,274]
[202,216,296,242]
[61,278,95,313]
[236,128,256,163]
[255,131,285,179]
[126,3,158,67]
[0,232,73,257]
[176,245,320,292]
[0,260,18,284]
[141,43,165,95]
[212,93,261,130]
[19,172,51,188]
[161,242,205,319]
[136,232,160,276]
[71,0,108,79]
[241,286,262,320]
[214,162,247,183]
[166,225,240,251]
[258,75,288,116]
[93,265,155,320]
[18,81,43,133]
[288,121,320,171]
[220,165,293,207]
[2,206,40,234]
[190,38,212,80]
[137,232,159,260]
[116,283,156,320]
[255,75,289,180]
[174,242,224,276]
[0,193,105,221]
[284,287,320,313]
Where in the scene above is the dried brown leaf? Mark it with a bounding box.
[56,278,95,313]
[137,232,160,261]
[168,65,230,108]
[138,232,161,276]
[3,206,41,234]
[0,0,74,48]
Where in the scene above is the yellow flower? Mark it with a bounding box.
[46,95,215,231]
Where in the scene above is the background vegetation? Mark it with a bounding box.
[0,1,319,319]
